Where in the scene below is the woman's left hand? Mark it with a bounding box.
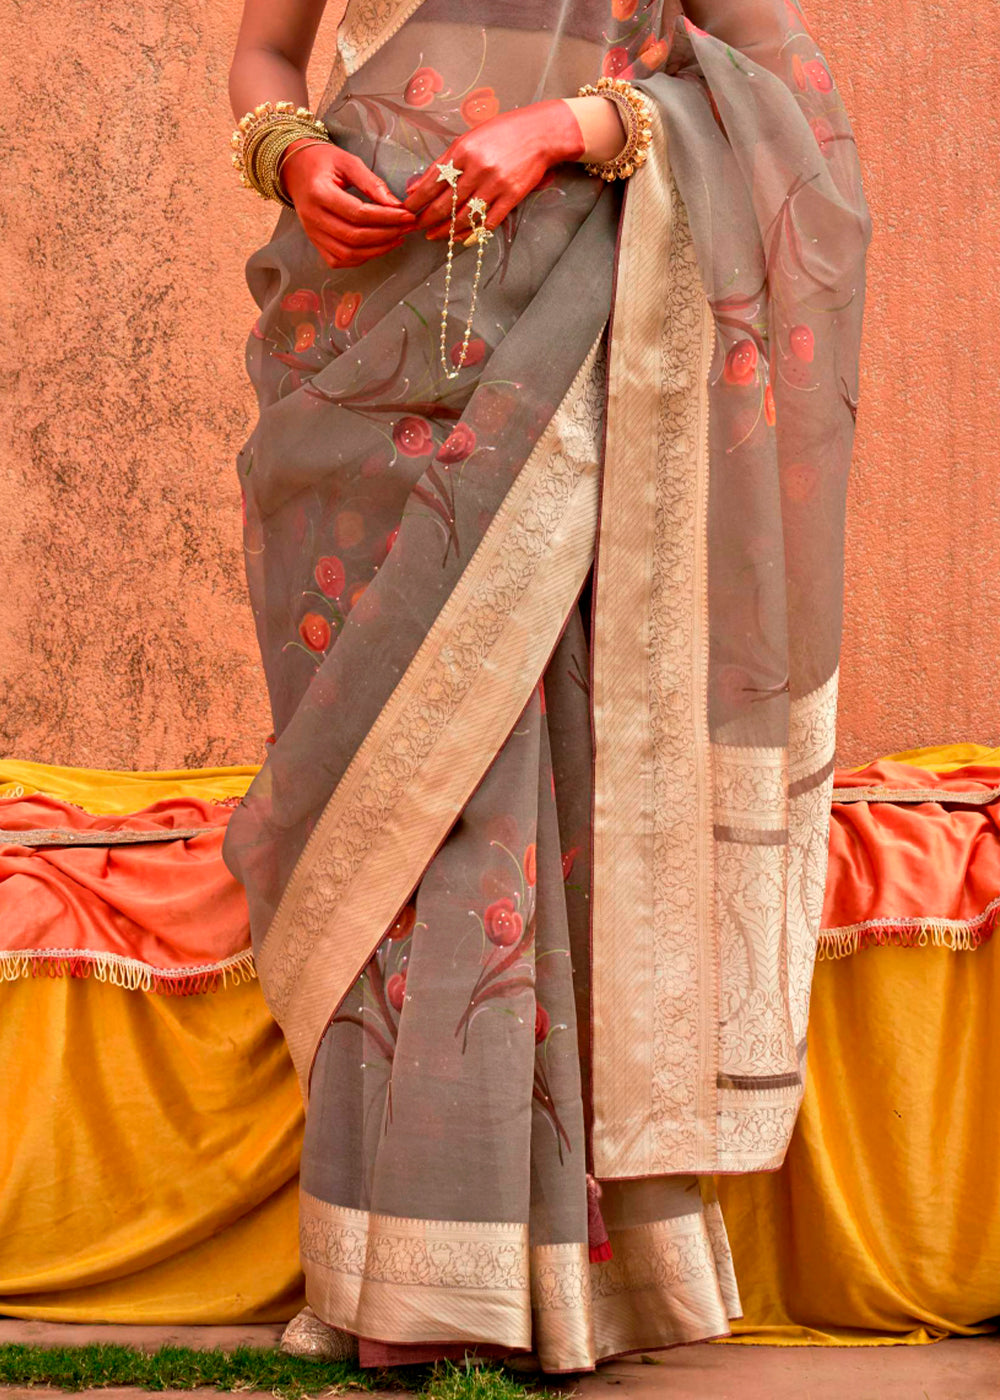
[403,99,585,240]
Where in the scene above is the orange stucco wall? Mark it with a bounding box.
[1,3,996,769]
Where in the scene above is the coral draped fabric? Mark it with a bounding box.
[0,768,252,990]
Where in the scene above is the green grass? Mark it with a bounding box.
[0,1344,563,1400]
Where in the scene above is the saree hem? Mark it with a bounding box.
[302,1193,739,1372]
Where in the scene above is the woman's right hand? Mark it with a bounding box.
[280,139,416,269]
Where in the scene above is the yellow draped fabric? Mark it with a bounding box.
[0,977,304,1322]
[855,742,1000,772]
[0,759,259,812]
[719,940,1000,1344]
[1,752,998,1341]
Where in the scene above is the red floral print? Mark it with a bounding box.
[611,0,638,18]
[524,843,537,888]
[535,1004,550,1044]
[724,339,759,386]
[393,415,434,457]
[562,847,580,881]
[405,65,444,107]
[638,34,671,70]
[451,337,486,369]
[314,555,345,598]
[386,971,407,1011]
[764,383,777,426]
[250,318,266,341]
[348,582,367,609]
[385,526,400,556]
[388,905,416,940]
[484,897,523,947]
[790,324,815,362]
[282,289,320,313]
[294,323,316,352]
[437,423,477,464]
[462,88,500,127]
[602,47,633,80]
[335,291,362,329]
[299,612,331,652]
[792,54,807,92]
[804,59,833,92]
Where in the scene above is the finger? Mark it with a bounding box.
[404,153,463,214]
[426,181,503,241]
[414,177,476,233]
[310,210,414,248]
[482,190,520,232]
[336,151,406,208]
[315,183,415,228]
[311,232,405,268]
[422,218,455,242]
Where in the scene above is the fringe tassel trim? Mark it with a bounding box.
[0,946,256,994]
[817,894,1000,960]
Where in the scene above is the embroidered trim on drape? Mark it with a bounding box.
[818,897,1000,960]
[712,673,839,1171]
[590,107,716,1179]
[0,947,256,994]
[301,1193,735,1370]
[300,1191,532,1349]
[320,0,429,109]
[0,827,212,848]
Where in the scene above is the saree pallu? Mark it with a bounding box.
[223,0,870,1370]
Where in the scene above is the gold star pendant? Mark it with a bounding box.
[436,160,462,188]
[468,196,488,217]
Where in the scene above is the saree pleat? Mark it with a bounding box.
[222,0,869,1367]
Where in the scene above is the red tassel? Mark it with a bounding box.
[586,1174,613,1263]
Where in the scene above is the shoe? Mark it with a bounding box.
[280,1305,360,1361]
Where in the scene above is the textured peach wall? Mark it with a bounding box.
[1,3,997,769]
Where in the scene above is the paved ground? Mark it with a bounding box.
[0,1322,996,1398]
[0,1322,285,1352]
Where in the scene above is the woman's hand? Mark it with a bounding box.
[281,139,416,268]
[403,99,586,241]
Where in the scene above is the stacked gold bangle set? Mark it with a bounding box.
[230,80,653,374]
[230,101,332,208]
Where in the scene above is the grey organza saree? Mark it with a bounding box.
[223,0,870,1369]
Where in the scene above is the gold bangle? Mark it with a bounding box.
[276,136,331,199]
[230,101,331,205]
[576,77,654,181]
[248,122,313,205]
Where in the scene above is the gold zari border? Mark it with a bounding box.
[301,1194,735,1369]
[590,106,716,1177]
